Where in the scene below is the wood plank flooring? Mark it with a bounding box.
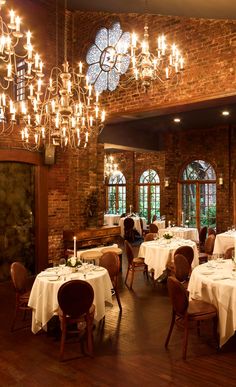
[1,248,236,386]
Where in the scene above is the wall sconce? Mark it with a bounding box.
[164,177,170,188]
[218,174,224,186]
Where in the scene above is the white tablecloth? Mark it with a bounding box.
[153,220,166,229]
[159,227,199,242]
[119,217,147,237]
[76,244,118,260]
[139,237,198,280]
[104,214,121,226]
[28,267,113,334]
[188,260,236,347]
[213,231,236,255]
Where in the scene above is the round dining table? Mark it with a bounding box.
[28,266,113,334]
[213,230,236,255]
[159,226,199,242]
[119,216,147,237]
[188,259,236,347]
[138,237,198,280]
[104,214,121,226]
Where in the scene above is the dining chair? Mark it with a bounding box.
[144,233,156,241]
[199,226,208,252]
[124,240,149,290]
[99,251,122,311]
[101,246,123,271]
[152,214,157,222]
[57,279,95,361]
[199,234,216,264]
[174,245,194,267]
[124,217,135,242]
[165,276,218,360]
[10,262,32,331]
[149,223,159,233]
[139,217,147,237]
[208,227,216,236]
[224,247,234,259]
[174,254,191,287]
[167,245,194,276]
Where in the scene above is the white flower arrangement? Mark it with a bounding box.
[163,231,173,240]
[66,256,82,267]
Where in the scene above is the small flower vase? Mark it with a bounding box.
[166,239,171,244]
[71,267,77,273]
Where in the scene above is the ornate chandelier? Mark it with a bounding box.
[104,154,119,178]
[130,12,185,91]
[21,0,106,150]
[0,0,44,139]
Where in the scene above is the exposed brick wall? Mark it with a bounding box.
[1,1,236,267]
[74,11,236,117]
[106,150,165,219]
[108,125,236,232]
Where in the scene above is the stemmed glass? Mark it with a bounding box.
[82,262,89,279]
[59,258,66,278]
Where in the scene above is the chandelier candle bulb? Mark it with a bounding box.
[15,16,20,32]
[78,61,83,74]
[35,53,39,69]
[9,10,15,27]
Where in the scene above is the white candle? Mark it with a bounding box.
[234,237,236,261]
[168,220,171,228]
[181,211,184,225]
[129,205,132,214]
[73,236,76,257]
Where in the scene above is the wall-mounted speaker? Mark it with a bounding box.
[44,144,55,165]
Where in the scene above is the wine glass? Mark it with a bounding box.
[59,258,66,268]
[59,258,66,275]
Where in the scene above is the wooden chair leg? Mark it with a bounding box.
[165,310,176,348]
[114,287,122,311]
[59,319,66,362]
[86,316,94,357]
[124,267,130,287]
[130,266,135,290]
[183,317,189,360]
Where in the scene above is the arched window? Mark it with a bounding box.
[138,169,160,223]
[106,172,126,214]
[181,160,216,229]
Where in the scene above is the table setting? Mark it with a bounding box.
[28,261,113,334]
[159,226,199,242]
[213,229,236,255]
[139,235,198,280]
[188,258,236,347]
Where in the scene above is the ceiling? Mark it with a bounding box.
[68,0,236,20]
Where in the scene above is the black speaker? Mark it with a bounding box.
[44,144,55,165]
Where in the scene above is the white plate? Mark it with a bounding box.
[47,276,60,281]
[93,267,105,271]
[201,271,215,275]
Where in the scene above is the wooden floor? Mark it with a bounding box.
[2,248,236,387]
